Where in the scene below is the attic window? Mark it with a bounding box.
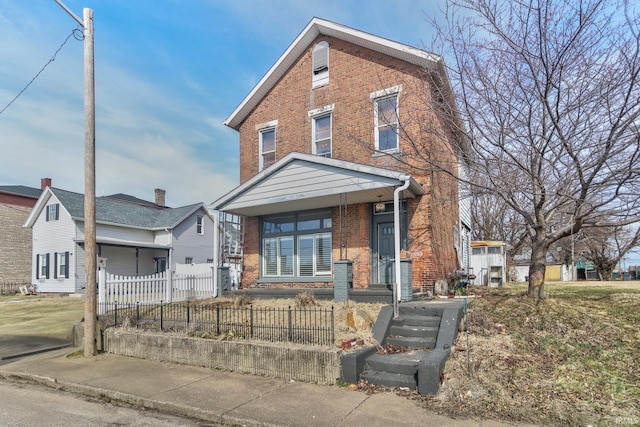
[312,41,329,88]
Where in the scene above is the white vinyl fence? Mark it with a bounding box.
[98,267,216,315]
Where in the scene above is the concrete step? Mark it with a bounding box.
[361,370,417,389]
[386,335,436,349]
[389,324,439,338]
[365,351,431,375]
[392,314,441,328]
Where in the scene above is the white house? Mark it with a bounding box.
[24,187,215,293]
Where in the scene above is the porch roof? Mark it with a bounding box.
[211,152,424,217]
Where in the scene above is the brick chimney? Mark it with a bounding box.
[154,188,166,206]
[41,177,52,190]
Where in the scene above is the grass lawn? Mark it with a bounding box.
[424,281,640,426]
[0,294,85,340]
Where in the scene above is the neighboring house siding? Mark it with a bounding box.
[94,224,155,244]
[236,34,460,287]
[172,210,214,265]
[31,195,77,293]
[0,203,32,284]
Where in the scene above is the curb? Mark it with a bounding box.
[0,370,261,426]
[0,344,72,361]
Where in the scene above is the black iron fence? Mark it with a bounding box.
[99,301,335,346]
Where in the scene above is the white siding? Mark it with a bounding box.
[172,208,215,266]
[31,195,78,293]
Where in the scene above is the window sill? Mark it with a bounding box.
[372,149,402,158]
[258,276,333,284]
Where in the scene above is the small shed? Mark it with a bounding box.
[470,241,507,287]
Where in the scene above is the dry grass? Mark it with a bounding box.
[416,282,640,426]
[3,283,639,426]
[0,294,84,340]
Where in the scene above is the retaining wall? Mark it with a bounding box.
[103,329,342,385]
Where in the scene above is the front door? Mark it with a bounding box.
[377,222,395,284]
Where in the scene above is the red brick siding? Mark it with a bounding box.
[236,36,460,289]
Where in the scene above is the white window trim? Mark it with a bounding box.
[259,127,277,170]
[312,41,329,88]
[196,215,204,235]
[373,91,401,152]
[311,113,332,158]
[370,85,402,100]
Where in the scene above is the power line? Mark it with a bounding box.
[0,27,83,115]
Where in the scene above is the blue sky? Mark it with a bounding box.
[0,0,443,207]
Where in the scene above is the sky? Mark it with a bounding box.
[0,0,444,208]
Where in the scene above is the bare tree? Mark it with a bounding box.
[423,0,640,298]
[580,225,640,280]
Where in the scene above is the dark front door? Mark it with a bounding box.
[377,222,395,284]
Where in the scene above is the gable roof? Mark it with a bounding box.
[224,17,444,130]
[212,152,424,216]
[0,185,42,199]
[24,187,207,230]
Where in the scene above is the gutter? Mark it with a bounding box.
[393,176,411,318]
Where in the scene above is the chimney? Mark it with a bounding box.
[41,177,52,190]
[154,188,166,206]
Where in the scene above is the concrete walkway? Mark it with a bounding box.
[0,347,537,427]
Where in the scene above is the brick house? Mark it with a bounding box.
[213,18,471,300]
[0,178,49,286]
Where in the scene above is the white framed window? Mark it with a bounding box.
[298,233,332,276]
[312,41,329,88]
[37,253,49,279]
[196,215,204,235]
[374,94,399,151]
[55,252,69,279]
[46,203,59,221]
[259,127,276,170]
[263,236,294,277]
[312,114,332,158]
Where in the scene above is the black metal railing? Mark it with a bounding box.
[99,301,335,346]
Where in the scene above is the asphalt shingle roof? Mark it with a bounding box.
[0,185,42,198]
[50,188,202,229]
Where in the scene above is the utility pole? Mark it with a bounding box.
[54,1,96,356]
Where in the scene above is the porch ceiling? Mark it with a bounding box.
[212,152,424,217]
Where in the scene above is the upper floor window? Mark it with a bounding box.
[259,127,276,170]
[196,215,204,235]
[375,94,399,151]
[313,114,332,158]
[312,41,329,88]
[46,203,59,221]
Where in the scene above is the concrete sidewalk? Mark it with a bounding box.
[0,349,526,427]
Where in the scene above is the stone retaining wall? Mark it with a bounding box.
[103,329,342,385]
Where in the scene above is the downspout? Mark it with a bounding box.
[394,176,411,318]
[212,211,219,298]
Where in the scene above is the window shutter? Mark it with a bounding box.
[55,204,59,220]
[45,253,50,279]
[65,252,70,278]
[54,252,58,279]
[46,208,49,222]
[36,255,40,279]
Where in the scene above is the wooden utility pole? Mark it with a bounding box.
[54,1,96,356]
[83,7,96,357]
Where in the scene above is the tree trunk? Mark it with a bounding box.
[528,244,548,299]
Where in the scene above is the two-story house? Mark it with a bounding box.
[213,18,469,299]
[24,186,215,293]
[0,178,49,287]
